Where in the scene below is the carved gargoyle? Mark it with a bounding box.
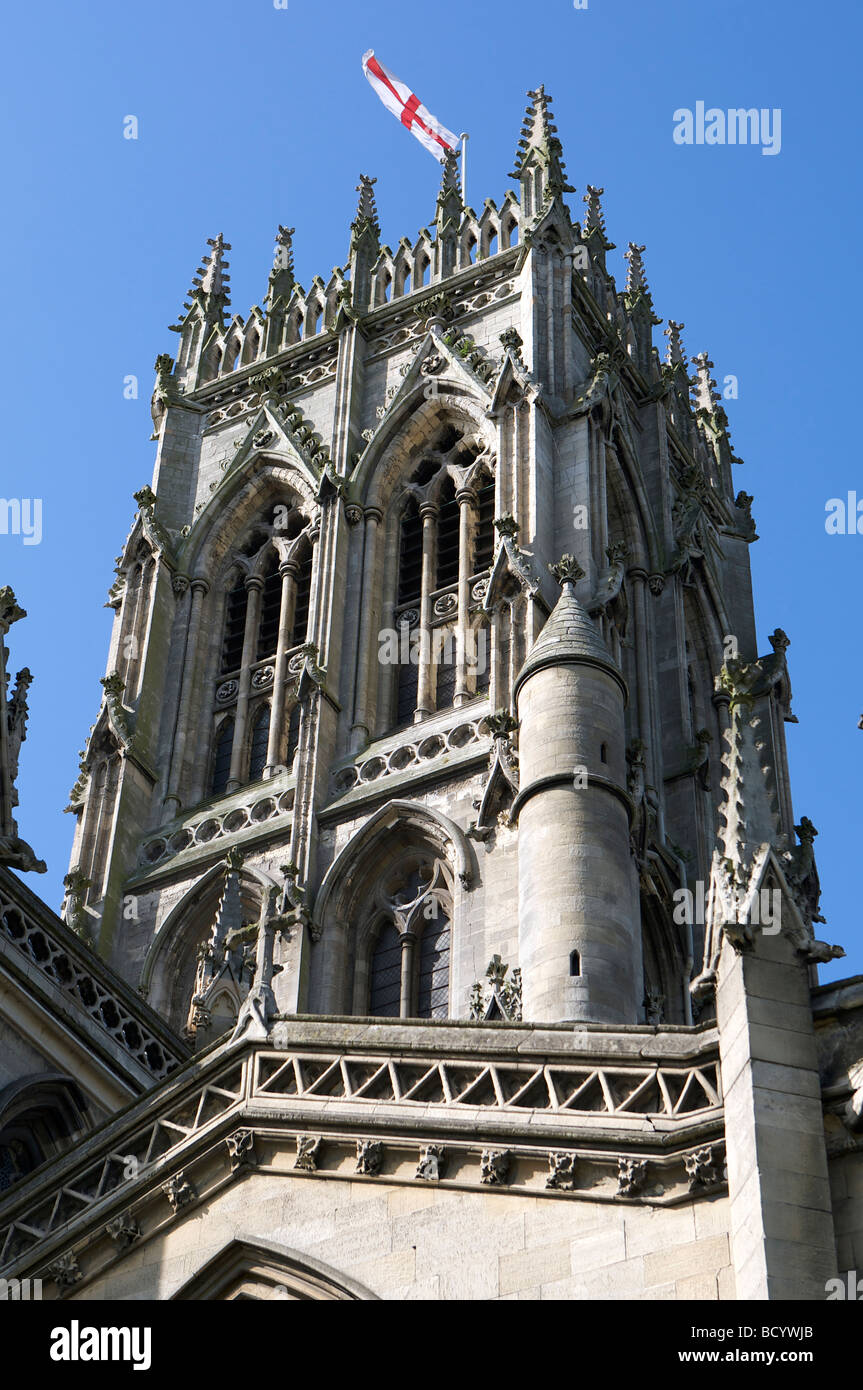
[780,817,826,930]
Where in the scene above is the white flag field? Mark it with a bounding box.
[362,50,459,163]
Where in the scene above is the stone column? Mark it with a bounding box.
[264,560,299,777]
[164,577,209,813]
[415,502,438,719]
[351,506,383,748]
[454,488,475,706]
[399,931,416,1018]
[227,575,263,792]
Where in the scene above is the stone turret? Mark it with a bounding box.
[513,557,639,1024]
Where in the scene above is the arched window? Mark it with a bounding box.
[0,1078,88,1192]
[369,922,402,1017]
[286,702,302,767]
[290,543,312,646]
[388,426,494,727]
[398,498,422,606]
[222,578,248,674]
[212,718,235,796]
[473,478,496,572]
[211,507,317,798]
[417,912,451,1019]
[248,706,270,782]
[474,620,491,696]
[435,626,457,711]
[435,480,460,590]
[256,553,281,661]
[360,857,452,1018]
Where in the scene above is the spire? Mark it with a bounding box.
[267,224,295,307]
[170,233,231,332]
[510,85,574,215]
[664,319,686,367]
[514,556,621,696]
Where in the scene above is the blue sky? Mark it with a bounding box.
[2,0,860,981]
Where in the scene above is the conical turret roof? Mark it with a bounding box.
[514,557,625,698]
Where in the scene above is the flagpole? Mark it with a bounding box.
[460,132,469,204]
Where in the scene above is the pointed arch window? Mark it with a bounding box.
[211,507,318,796]
[211,718,235,796]
[286,702,302,768]
[368,922,402,1018]
[417,912,451,1019]
[221,579,248,674]
[474,478,496,572]
[360,857,452,1019]
[256,554,282,661]
[435,480,460,589]
[389,427,494,727]
[290,543,312,646]
[248,705,270,782]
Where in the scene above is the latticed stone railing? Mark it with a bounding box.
[0,870,186,1085]
[0,1022,724,1279]
[253,1049,720,1117]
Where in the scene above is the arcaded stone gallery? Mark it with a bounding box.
[1,88,861,1301]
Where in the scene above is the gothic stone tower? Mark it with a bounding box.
[30,87,855,1301]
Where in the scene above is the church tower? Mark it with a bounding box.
[62,85,805,1042]
[4,83,859,1307]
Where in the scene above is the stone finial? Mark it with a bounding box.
[133,485,157,510]
[494,513,520,539]
[549,554,585,589]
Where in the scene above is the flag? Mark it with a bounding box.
[362,50,459,163]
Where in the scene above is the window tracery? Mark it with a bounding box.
[210,503,316,796]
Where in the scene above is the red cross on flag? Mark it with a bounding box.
[362,50,459,163]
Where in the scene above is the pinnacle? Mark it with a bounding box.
[509,85,574,195]
[353,174,381,237]
[624,242,649,297]
[690,351,720,411]
[436,146,463,219]
[664,320,686,367]
[582,185,609,236]
[171,233,231,331]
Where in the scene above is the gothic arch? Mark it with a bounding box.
[350,386,495,514]
[172,1237,378,1300]
[0,1074,90,1192]
[179,456,319,582]
[310,799,474,1014]
[140,860,279,1025]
